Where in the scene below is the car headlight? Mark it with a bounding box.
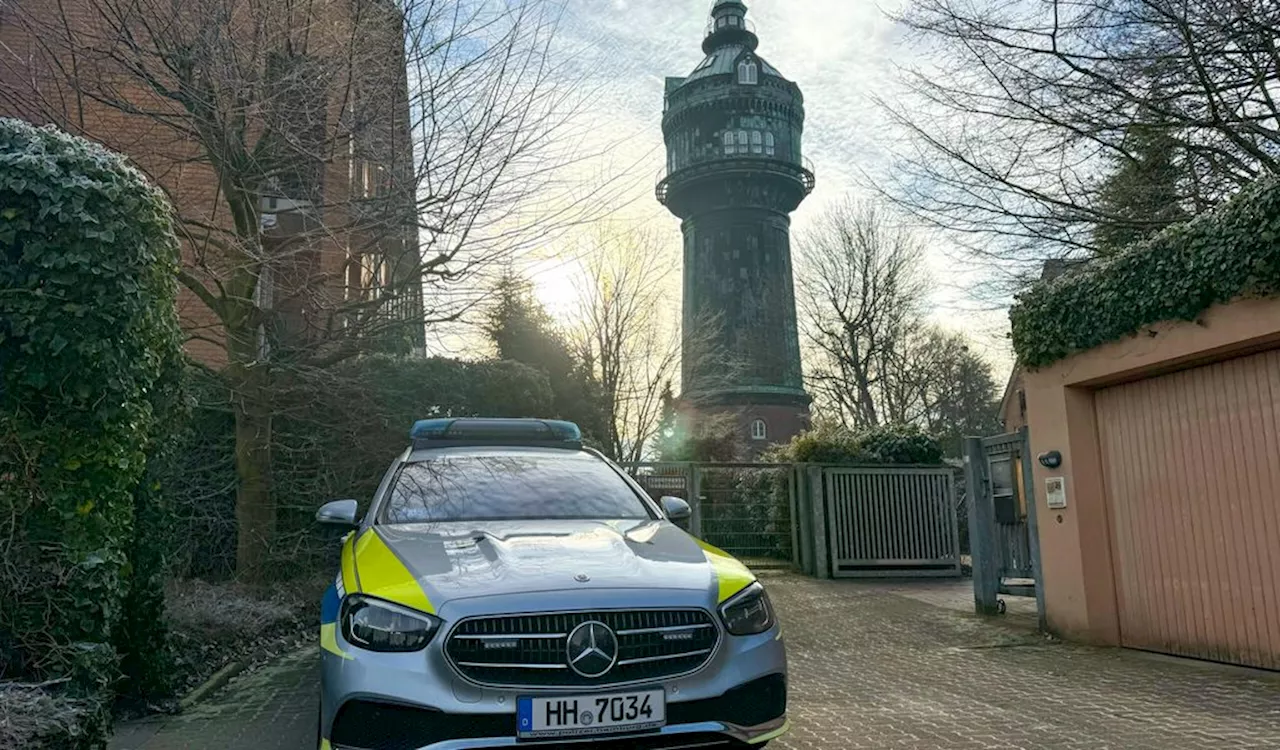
[340,595,440,652]
[719,581,775,636]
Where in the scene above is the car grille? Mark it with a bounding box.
[446,609,720,687]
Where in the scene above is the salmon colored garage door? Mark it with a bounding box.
[1095,349,1280,670]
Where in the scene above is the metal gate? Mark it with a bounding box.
[964,429,1045,623]
[822,467,962,578]
[623,463,798,568]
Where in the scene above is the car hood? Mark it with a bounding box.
[346,519,752,613]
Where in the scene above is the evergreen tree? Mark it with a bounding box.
[1093,118,1189,255]
[483,271,609,445]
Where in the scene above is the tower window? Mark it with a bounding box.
[751,419,768,441]
[737,130,749,154]
[723,131,735,155]
[728,15,739,26]
[738,60,758,85]
[765,132,776,156]
[751,131,763,154]
[717,16,727,28]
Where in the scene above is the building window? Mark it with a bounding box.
[723,131,735,155]
[751,419,768,441]
[737,130,749,154]
[738,60,758,85]
[728,15,739,26]
[751,131,763,154]
[765,132,776,156]
[717,16,727,28]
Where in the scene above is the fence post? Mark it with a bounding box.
[807,465,830,579]
[688,465,703,540]
[1019,427,1048,631]
[788,465,801,571]
[964,437,1000,615]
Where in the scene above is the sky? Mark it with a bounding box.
[439,0,1015,376]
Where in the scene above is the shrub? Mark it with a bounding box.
[1010,176,1280,369]
[0,119,183,745]
[700,467,794,561]
[164,356,556,579]
[115,348,187,707]
[772,423,944,465]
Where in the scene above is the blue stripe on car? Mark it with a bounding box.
[321,583,340,625]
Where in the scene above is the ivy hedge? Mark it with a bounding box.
[1011,177,1280,369]
[0,119,184,746]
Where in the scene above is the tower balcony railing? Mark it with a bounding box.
[655,154,816,206]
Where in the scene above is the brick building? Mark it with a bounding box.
[0,0,423,365]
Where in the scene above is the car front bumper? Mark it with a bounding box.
[320,588,788,750]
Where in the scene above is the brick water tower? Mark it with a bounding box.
[657,0,815,454]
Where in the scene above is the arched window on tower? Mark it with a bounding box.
[751,419,768,441]
[737,130,749,154]
[751,131,763,154]
[723,131,735,155]
[738,60,758,85]
[765,132,776,157]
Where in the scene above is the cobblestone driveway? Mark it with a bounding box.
[113,574,1280,750]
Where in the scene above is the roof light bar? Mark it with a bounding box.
[408,418,583,449]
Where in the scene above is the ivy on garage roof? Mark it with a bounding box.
[1010,177,1280,370]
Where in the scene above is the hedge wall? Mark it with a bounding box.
[165,356,556,579]
[1011,177,1280,369]
[771,423,945,465]
[0,119,183,746]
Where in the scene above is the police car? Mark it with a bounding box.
[316,418,788,749]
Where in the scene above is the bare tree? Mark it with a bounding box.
[879,0,1280,286]
[570,229,680,464]
[0,0,607,578]
[796,199,1000,449]
[797,199,929,430]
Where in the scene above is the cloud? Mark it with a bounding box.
[532,0,1013,370]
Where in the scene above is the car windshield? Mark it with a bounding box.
[378,451,653,524]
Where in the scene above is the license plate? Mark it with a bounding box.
[517,689,665,739]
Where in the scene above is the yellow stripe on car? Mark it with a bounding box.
[353,529,436,614]
[749,719,791,744]
[320,623,352,661]
[340,532,359,594]
[319,740,333,750]
[696,539,756,603]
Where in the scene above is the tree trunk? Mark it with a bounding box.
[233,391,273,581]
[228,336,274,581]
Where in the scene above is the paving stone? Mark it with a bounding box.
[110,575,1280,749]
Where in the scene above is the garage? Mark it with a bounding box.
[1094,349,1280,670]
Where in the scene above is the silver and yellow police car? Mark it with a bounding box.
[316,418,788,750]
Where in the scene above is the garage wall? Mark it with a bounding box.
[1023,296,1280,661]
[1095,350,1280,670]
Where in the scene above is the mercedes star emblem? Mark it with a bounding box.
[575,573,590,583]
[566,621,618,678]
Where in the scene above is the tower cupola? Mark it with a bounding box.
[704,0,758,54]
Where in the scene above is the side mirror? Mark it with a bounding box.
[316,499,360,529]
[661,496,692,522]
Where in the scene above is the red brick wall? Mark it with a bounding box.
[0,0,412,367]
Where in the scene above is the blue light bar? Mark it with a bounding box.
[409,418,582,448]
